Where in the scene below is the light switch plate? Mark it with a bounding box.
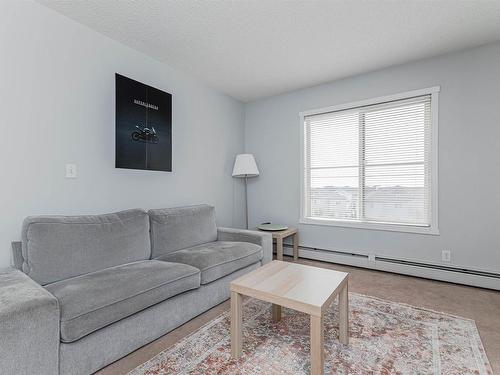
[66,164,77,178]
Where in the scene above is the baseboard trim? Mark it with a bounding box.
[281,245,500,291]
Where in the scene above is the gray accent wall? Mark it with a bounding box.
[0,1,245,267]
[245,42,500,276]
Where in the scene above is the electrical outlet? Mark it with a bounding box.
[441,250,451,262]
[65,164,77,178]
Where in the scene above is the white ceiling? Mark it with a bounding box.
[37,0,500,102]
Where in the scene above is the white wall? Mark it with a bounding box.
[0,1,246,267]
[245,43,500,275]
[2,1,499,280]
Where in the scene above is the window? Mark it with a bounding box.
[300,87,439,234]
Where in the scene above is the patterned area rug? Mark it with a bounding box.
[130,293,492,374]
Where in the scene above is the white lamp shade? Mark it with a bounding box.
[232,154,259,177]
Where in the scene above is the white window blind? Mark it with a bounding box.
[302,90,437,233]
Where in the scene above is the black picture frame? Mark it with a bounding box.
[115,73,172,171]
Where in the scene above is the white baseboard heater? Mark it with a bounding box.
[281,244,500,291]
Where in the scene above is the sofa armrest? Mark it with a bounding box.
[217,227,273,264]
[11,241,23,270]
[0,268,59,375]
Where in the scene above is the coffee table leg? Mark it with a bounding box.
[272,304,281,322]
[293,232,299,260]
[339,282,349,345]
[276,237,283,260]
[310,314,324,375]
[231,291,242,358]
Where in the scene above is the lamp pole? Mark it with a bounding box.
[245,174,248,229]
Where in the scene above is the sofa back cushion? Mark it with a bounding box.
[22,209,151,285]
[149,204,217,258]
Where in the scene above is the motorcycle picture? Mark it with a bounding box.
[131,125,159,144]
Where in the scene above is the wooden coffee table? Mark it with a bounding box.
[230,261,349,375]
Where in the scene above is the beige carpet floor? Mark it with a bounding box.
[97,256,500,374]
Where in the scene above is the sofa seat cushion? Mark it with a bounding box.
[156,241,262,284]
[45,260,200,343]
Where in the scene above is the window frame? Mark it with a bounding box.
[299,86,440,235]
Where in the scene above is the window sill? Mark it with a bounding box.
[299,217,439,235]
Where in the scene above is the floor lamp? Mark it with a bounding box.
[232,154,260,229]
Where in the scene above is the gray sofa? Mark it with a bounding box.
[0,205,272,375]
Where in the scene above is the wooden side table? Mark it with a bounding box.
[257,227,299,261]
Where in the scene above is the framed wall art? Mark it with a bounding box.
[115,73,172,171]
